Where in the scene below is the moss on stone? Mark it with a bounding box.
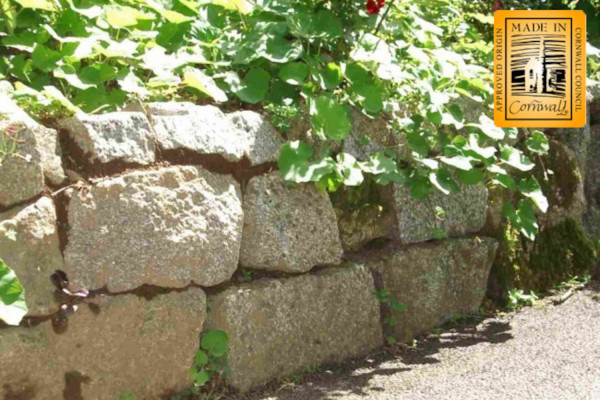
[488,217,597,303]
[529,218,597,288]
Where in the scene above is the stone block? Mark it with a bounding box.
[64,166,243,291]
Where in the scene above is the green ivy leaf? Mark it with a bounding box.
[336,153,363,186]
[54,65,96,90]
[500,145,535,172]
[429,169,459,195]
[503,199,538,240]
[518,177,548,213]
[201,330,229,357]
[407,131,429,157]
[525,130,549,155]
[14,0,54,11]
[235,68,270,104]
[191,369,210,386]
[409,175,432,200]
[466,114,505,140]
[316,62,342,90]
[31,44,61,72]
[309,95,351,141]
[0,259,28,326]
[278,62,309,86]
[440,156,472,171]
[184,68,228,102]
[458,168,484,185]
[194,349,209,366]
[354,83,383,114]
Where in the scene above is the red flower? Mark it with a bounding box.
[366,0,384,14]
[493,0,503,11]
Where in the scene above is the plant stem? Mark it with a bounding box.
[374,1,394,35]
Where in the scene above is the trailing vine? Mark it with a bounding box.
[2,0,591,240]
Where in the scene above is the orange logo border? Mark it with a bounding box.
[494,10,586,128]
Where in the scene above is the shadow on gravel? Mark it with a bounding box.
[400,319,513,366]
[234,319,513,400]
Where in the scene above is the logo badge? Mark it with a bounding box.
[494,10,586,127]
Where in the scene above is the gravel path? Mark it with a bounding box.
[236,286,600,400]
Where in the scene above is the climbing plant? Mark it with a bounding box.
[1,0,586,239]
[0,258,28,326]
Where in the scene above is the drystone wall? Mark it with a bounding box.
[0,79,597,399]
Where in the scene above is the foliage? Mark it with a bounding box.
[507,288,538,311]
[0,258,28,326]
[2,0,595,240]
[529,218,597,288]
[186,330,230,395]
[375,287,407,345]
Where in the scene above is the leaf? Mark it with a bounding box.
[440,156,472,171]
[525,130,549,155]
[54,65,96,90]
[279,140,313,179]
[354,83,383,114]
[467,114,505,140]
[262,36,302,63]
[105,6,155,28]
[406,131,428,157]
[192,369,210,386]
[429,169,459,195]
[117,71,150,98]
[336,153,364,186]
[235,68,269,104]
[503,200,538,240]
[194,350,209,366]
[316,63,342,90]
[79,64,119,84]
[201,330,229,356]
[359,153,407,184]
[31,44,61,72]
[278,140,335,183]
[518,178,548,213]
[278,62,309,86]
[184,68,227,102]
[500,145,535,172]
[458,168,484,185]
[309,95,351,141]
[209,0,253,14]
[14,0,54,11]
[0,259,28,326]
[409,175,432,200]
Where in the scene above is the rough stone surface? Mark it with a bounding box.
[343,109,410,162]
[60,112,156,166]
[239,172,343,273]
[382,183,488,244]
[227,110,285,166]
[34,125,66,185]
[583,124,600,239]
[150,103,245,162]
[538,140,586,227]
[368,237,498,342]
[0,95,66,186]
[0,288,206,400]
[330,183,395,252]
[0,197,62,316]
[204,266,383,392]
[335,205,394,252]
[64,166,243,292]
[0,121,44,208]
